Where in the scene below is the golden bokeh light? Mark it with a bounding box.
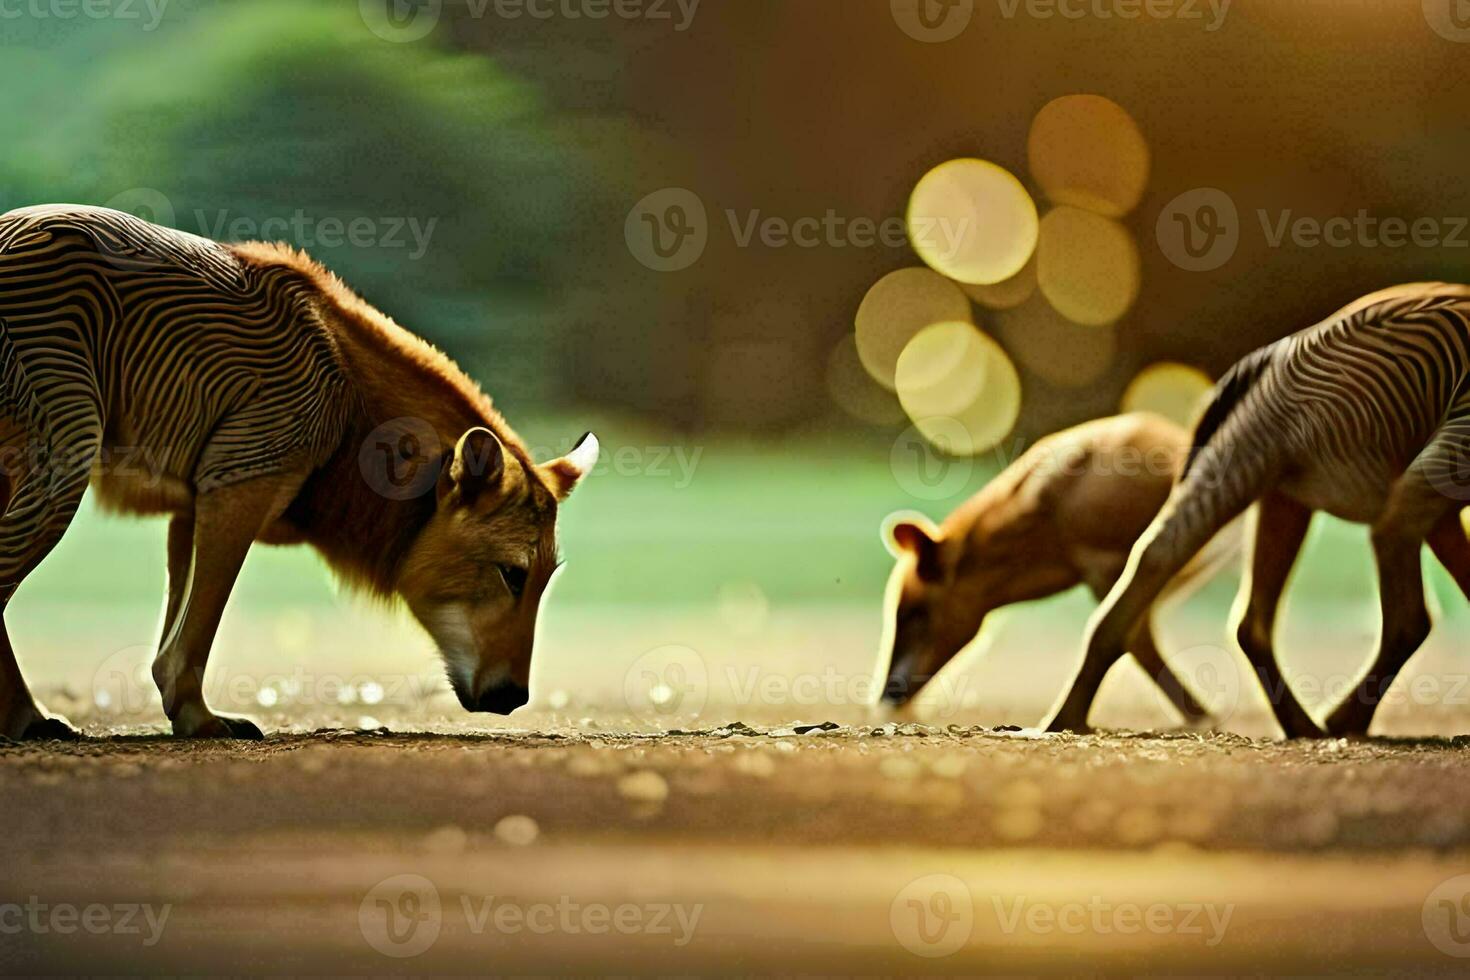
[1028,94,1150,218]
[961,253,1037,311]
[1036,206,1141,327]
[995,298,1116,388]
[896,321,1022,455]
[1122,362,1216,429]
[854,267,972,390]
[825,335,904,425]
[907,158,1039,286]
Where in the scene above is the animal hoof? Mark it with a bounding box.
[20,716,79,741]
[174,712,264,740]
[1321,707,1366,740]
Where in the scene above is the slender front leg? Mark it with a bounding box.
[152,475,299,739]
[1082,565,1209,725]
[1048,484,1250,733]
[159,513,194,649]
[1128,615,1211,724]
[1234,493,1323,739]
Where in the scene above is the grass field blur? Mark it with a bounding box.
[10,425,1468,738]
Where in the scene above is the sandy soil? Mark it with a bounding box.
[5,720,1470,975]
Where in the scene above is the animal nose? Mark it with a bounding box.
[474,680,529,715]
[881,668,914,706]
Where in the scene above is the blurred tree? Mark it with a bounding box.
[0,0,586,408]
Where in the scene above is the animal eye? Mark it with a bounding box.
[498,563,528,599]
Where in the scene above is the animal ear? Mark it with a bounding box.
[441,427,505,505]
[540,431,599,501]
[884,512,943,583]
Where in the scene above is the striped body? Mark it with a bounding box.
[1049,283,1470,738]
[0,204,598,739]
[1180,283,1470,530]
[0,205,349,529]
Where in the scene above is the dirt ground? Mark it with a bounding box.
[5,719,1470,975]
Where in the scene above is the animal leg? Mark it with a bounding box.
[1129,616,1211,724]
[1233,493,1323,738]
[1047,488,1252,733]
[152,472,300,739]
[1325,436,1468,738]
[0,420,98,740]
[1426,508,1470,601]
[1082,565,1210,725]
[159,512,194,647]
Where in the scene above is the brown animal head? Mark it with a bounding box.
[396,428,598,714]
[880,512,985,709]
[880,497,1071,709]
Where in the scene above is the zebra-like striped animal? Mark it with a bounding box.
[1046,283,1470,738]
[0,205,598,740]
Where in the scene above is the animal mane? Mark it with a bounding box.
[230,240,533,463]
[229,240,548,598]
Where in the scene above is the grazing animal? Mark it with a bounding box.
[0,205,598,740]
[1047,284,1470,738]
[882,412,1237,722]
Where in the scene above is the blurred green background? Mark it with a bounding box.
[2,0,1467,734]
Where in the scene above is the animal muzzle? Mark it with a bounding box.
[470,678,530,715]
[881,654,917,706]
